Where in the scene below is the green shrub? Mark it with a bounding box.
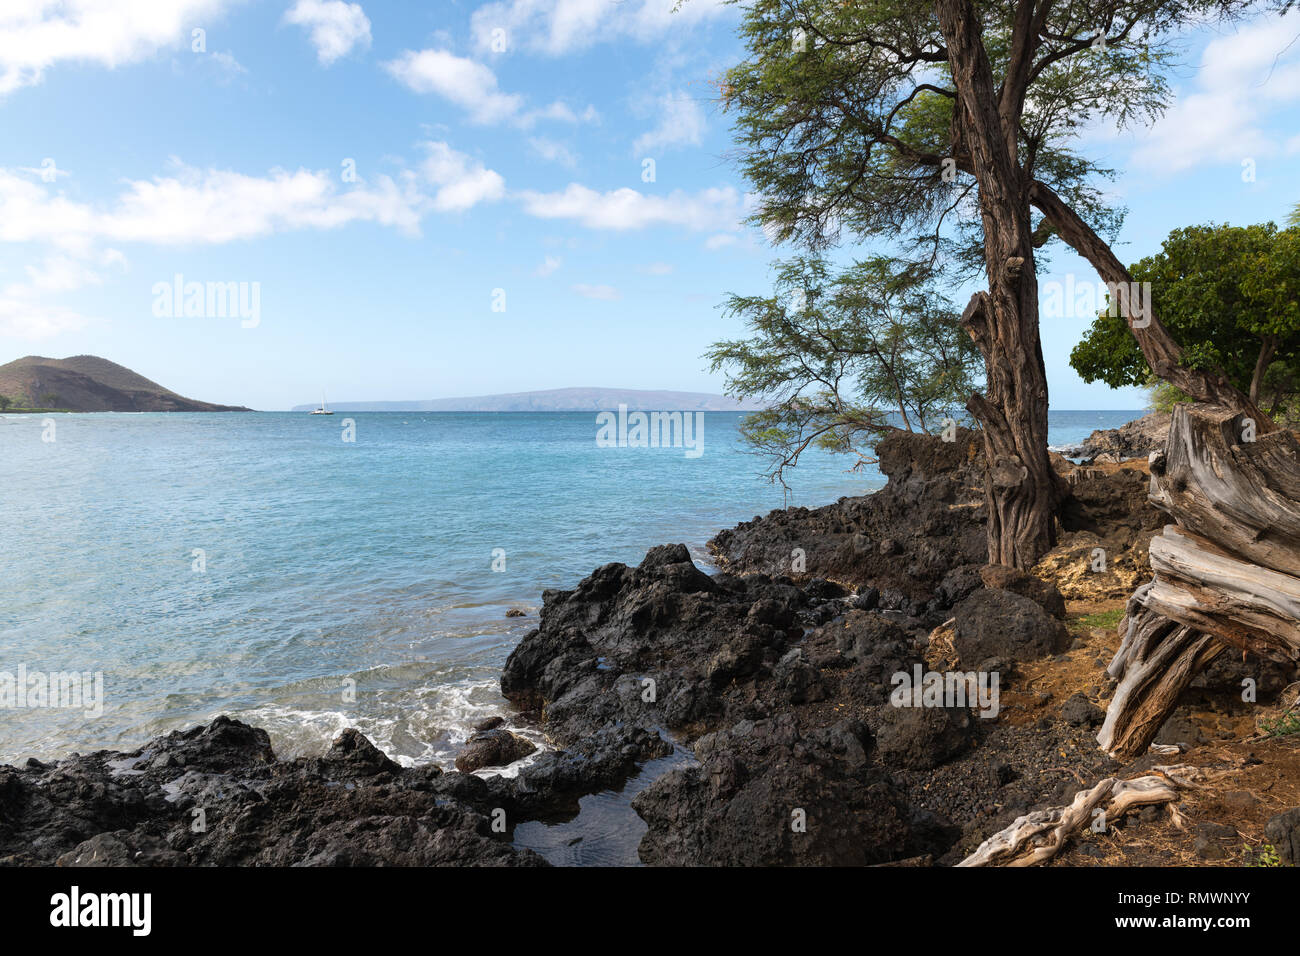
[1242,843,1287,867]
[1260,712,1300,738]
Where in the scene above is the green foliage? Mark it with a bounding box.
[1260,711,1300,738]
[1242,843,1287,867]
[708,256,982,485]
[0,395,12,411]
[717,0,1218,273]
[1146,376,1191,414]
[715,0,1276,497]
[1071,223,1300,415]
[1077,607,1125,630]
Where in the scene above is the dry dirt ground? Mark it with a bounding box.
[1007,595,1300,867]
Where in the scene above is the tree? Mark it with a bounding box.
[708,256,983,487]
[721,0,1273,567]
[1071,223,1300,415]
[0,395,11,412]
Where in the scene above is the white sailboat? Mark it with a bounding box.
[310,392,334,415]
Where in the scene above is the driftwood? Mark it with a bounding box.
[1099,405,1300,761]
[1144,527,1300,658]
[1096,587,1225,758]
[959,765,1203,866]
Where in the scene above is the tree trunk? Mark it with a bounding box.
[1098,404,1300,761]
[936,0,1058,569]
[960,290,1058,568]
[1250,335,1278,406]
[921,2,1297,758]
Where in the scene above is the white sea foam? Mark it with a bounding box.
[227,677,549,775]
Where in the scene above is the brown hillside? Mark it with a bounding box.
[0,355,249,412]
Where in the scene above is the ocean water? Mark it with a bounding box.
[0,409,1139,768]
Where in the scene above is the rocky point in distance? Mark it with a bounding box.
[0,355,249,413]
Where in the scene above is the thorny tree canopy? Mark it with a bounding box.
[722,0,1268,276]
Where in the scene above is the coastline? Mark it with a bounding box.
[6,419,1297,867]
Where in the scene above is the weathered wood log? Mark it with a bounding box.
[959,765,1203,866]
[1145,527,1300,661]
[1099,404,1300,761]
[1148,406,1300,577]
[1096,586,1225,760]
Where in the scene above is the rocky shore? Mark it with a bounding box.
[5,425,1299,867]
[1060,411,1170,463]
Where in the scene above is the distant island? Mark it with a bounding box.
[0,355,250,412]
[290,387,768,413]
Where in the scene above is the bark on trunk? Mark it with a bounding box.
[1099,404,1300,761]
[1028,176,1298,760]
[1250,335,1278,407]
[919,0,1297,764]
[936,0,1058,569]
[961,292,1058,568]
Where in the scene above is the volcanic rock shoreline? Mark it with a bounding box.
[4,427,1292,866]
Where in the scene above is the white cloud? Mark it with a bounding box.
[0,170,98,243]
[470,0,732,56]
[572,282,620,300]
[284,0,372,65]
[15,254,105,295]
[210,50,247,76]
[0,143,506,246]
[534,254,562,276]
[0,297,91,339]
[633,91,707,154]
[0,250,116,338]
[704,233,737,250]
[529,136,579,167]
[384,48,594,129]
[102,166,428,242]
[418,141,506,212]
[1130,11,1300,172]
[0,0,235,95]
[384,49,524,124]
[0,144,509,337]
[519,183,742,232]
[523,100,598,126]
[18,161,68,181]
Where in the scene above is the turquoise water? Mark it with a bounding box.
[0,409,1138,766]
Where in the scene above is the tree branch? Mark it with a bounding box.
[1028,179,1274,427]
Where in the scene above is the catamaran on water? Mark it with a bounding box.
[310,394,333,415]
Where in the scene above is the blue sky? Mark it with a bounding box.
[1,0,1298,411]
